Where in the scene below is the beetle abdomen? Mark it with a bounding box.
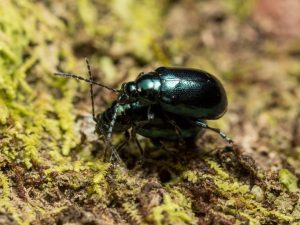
[155,67,227,119]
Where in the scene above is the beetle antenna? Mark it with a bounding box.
[54,71,120,93]
[85,58,96,121]
[195,120,233,144]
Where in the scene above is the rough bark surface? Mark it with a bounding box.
[0,1,299,225]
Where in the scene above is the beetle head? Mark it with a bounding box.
[121,82,138,101]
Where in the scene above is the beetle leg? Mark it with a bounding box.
[161,111,185,146]
[195,119,233,144]
[114,141,127,153]
[147,105,154,120]
[108,144,127,166]
[131,116,155,161]
[114,130,130,153]
[105,131,130,167]
[104,96,123,162]
[131,126,145,159]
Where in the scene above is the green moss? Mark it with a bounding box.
[147,192,196,225]
[122,202,142,224]
[0,1,81,222]
[88,162,111,197]
[181,170,198,183]
[202,157,295,223]
[0,172,25,225]
[113,0,167,63]
[205,158,230,179]
[279,169,300,193]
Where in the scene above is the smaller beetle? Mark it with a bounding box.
[97,100,205,158]
[98,100,231,147]
[97,100,204,142]
[54,59,233,161]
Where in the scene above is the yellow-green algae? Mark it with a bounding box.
[0,0,300,225]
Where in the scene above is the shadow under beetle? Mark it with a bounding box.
[54,59,233,162]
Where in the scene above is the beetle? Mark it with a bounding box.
[120,67,227,119]
[54,58,232,161]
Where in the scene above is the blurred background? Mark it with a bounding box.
[0,0,300,224]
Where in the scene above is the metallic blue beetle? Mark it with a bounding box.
[121,67,227,119]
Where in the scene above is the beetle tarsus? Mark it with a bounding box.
[195,120,233,144]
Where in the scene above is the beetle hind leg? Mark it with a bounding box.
[195,119,233,144]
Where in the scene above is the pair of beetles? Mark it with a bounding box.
[55,59,232,160]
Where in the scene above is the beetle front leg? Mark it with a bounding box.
[104,96,124,163]
[131,113,153,161]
